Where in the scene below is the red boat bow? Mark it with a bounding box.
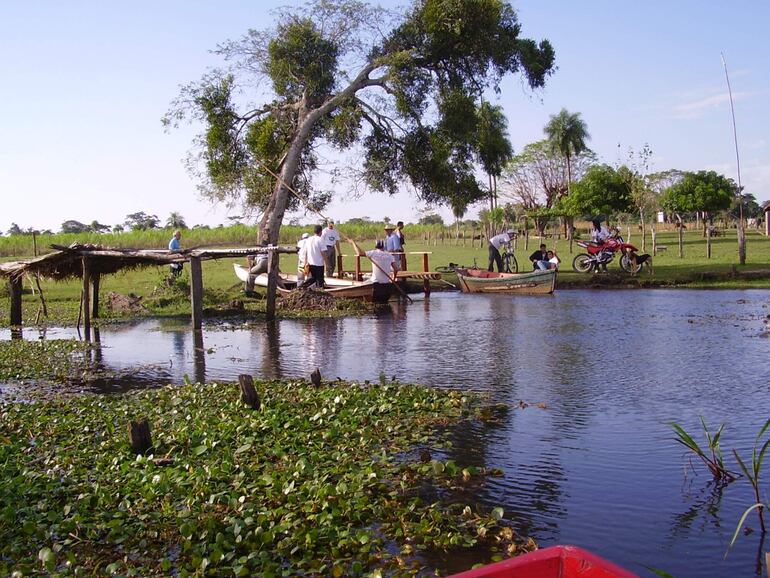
[447,545,638,578]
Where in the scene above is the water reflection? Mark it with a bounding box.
[2,290,770,577]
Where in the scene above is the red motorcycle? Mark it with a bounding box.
[572,234,640,273]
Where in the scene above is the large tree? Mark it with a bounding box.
[660,170,736,259]
[543,108,590,195]
[475,102,513,211]
[499,140,594,235]
[558,164,633,219]
[165,0,555,246]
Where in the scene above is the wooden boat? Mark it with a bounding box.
[454,267,556,295]
[448,545,637,578]
[233,264,396,303]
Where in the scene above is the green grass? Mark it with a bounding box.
[2,228,769,328]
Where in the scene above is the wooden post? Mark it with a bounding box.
[355,255,362,281]
[91,272,100,319]
[310,368,322,387]
[32,231,38,256]
[189,256,203,331]
[422,253,430,295]
[9,277,22,327]
[82,257,91,341]
[238,374,260,410]
[706,227,712,259]
[336,253,344,278]
[193,330,206,384]
[265,250,279,321]
[128,418,153,455]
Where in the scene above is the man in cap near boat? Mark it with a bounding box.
[487,229,515,272]
[354,239,397,284]
[321,220,341,277]
[168,230,183,277]
[301,225,327,288]
[296,232,310,283]
[384,224,402,272]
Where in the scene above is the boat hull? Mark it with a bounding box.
[455,268,556,295]
[233,264,395,303]
[448,545,637,578]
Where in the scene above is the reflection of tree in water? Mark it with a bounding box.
[260,321,282,380]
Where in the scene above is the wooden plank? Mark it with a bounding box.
[189,256,203,332]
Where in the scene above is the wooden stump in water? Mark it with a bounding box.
[310,368,322,388]
[129,418,153,455]
[238,374,260,410]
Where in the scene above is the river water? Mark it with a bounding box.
[3,289,770,577]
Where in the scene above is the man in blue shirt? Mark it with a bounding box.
[384,224,402,271]
[168,230,183,276]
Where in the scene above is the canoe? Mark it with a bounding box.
[448,545,637,578]
[454,267,556,295]
[233,264,396,303]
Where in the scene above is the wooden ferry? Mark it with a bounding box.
[233,264,396,303]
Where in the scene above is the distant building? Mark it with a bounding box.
[762,201,770,236]
[657,211,666,223]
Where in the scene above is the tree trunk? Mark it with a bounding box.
[737,219,746,265]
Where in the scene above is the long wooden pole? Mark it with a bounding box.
[721,52,746,265]
[255,160,412,303]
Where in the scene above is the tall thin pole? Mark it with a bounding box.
[721,52,746,264]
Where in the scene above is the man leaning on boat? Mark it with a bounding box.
[354,240,397,284]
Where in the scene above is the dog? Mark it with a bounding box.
[628,251,653,276]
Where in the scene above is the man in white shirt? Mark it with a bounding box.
[355,240,397,283]
[301,225,327,288]
[487,230,513,272]
[321,220,341,277]
[296,232,309,283]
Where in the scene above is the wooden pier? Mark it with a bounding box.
[0,244,297,335]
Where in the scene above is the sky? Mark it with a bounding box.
[1,0,768,234]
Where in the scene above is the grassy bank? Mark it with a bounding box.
[1,228,768,328]
[0,375,530,577]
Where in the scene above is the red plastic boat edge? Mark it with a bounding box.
[447,545,639,578]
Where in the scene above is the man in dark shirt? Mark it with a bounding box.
[529,244,549,270]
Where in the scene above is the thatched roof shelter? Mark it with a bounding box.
[0,243,295,281]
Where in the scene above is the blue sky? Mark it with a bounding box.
[1,1,768,234]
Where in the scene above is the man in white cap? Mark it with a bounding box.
[321,220,341,277]
[384,224,402,272]
[296,232,310,283]
[488,229,515,272]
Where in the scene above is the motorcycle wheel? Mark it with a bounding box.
[619,253,642,273]
[572,253,594,273]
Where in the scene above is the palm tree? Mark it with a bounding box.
[166,212,187,229]
[476,103,513,211]
[543,108,590,195]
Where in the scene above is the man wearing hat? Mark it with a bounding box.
[488,229,515,272]
[321,220,341,277]
[384,224,402,272]
[296,232,310,283]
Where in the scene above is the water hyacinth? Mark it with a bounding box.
[0,378,530,576]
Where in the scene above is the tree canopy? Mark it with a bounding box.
[543,108,590,193]
[558,164,632,218]
[166,0,555,244]
[660,170,736,219]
